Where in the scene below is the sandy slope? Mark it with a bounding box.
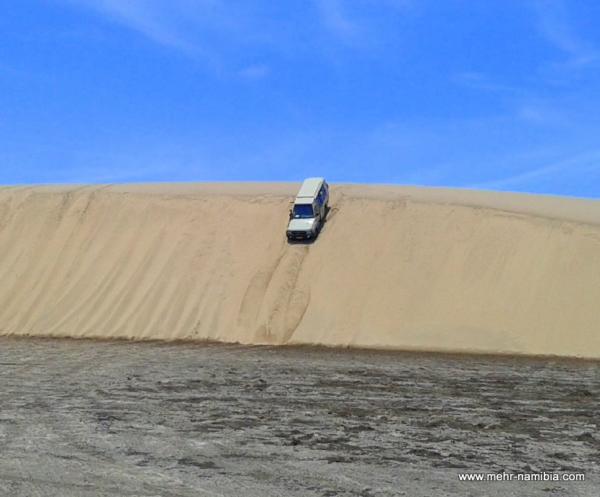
[0,183,599,358]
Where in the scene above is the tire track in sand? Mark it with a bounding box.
[238,244,310,344]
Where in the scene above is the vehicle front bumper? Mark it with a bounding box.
[286,230,313,240]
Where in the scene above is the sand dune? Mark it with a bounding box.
[1,183,599,358]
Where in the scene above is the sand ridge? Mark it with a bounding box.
[1,183,599,358]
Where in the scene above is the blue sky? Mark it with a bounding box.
[1,0,600,196]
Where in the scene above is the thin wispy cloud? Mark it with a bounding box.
[62,0,413,79]
[473,150,600,190]
[515,102,569,126]
[314,0,410,44]
[67,0,193,51]
[63,0,235,59]
[452,72,524,95]
[238,64,270,80]
[315,0,359,41]
[533,0,597,67]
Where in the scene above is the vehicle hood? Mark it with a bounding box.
[287,218,316,231]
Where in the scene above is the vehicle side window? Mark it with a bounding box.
[318,186,325,202]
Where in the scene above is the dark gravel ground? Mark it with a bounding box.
[0,338,598,496]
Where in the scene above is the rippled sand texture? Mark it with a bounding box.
[1,183,600,357]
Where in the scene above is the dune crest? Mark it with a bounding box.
[1,183,599,358]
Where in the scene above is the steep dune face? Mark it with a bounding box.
[1,183,599,358]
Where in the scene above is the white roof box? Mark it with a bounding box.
[296,177,325,200]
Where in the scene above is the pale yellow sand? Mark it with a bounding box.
[1,183,599,358]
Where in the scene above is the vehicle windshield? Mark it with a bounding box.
[293,204,314,219]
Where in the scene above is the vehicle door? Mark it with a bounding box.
[317,185,326,219]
